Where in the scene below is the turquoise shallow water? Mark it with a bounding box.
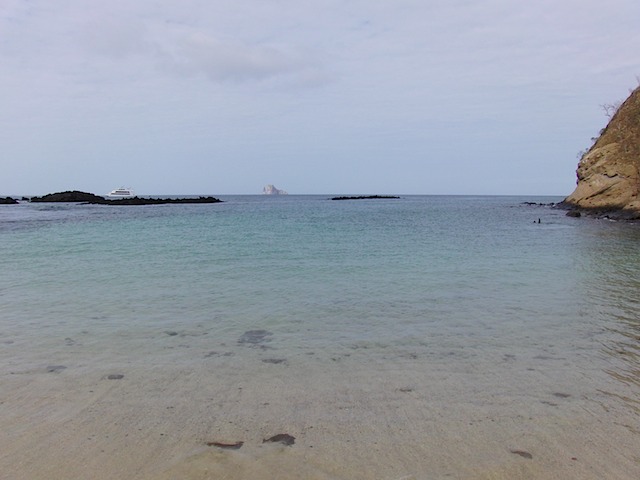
[2,195,637,352]
[1,195,639,478]
[2,194,640,382]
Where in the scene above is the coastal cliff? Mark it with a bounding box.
[563,86,640,218]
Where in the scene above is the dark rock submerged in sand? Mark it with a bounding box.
[262,358,287,364]
[206,441,244,450]
[46,365,67,373]
[263,434,295,446]
[510,450,533,459]
[238,330,273,345]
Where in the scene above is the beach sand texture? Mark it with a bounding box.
[1,339,638,480]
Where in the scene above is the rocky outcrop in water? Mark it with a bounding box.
[29,191,222,205]
[96,196,222,205]
[331,195,400,200]
[562,86,640,219]
[30,191,105,203]
[0,197,18,204]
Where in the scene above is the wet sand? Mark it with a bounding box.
[1,340,638,480]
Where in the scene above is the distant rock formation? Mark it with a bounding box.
[0,197,18,204]
[562,86,640,218]
[331,195,400,200]
[263,184,287,195]
[29,190,222,205]
[30,191,105,203]
[96,196,222,205]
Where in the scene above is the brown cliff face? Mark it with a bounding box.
[563,86,640,216]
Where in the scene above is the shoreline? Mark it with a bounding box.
[556,200,640,221]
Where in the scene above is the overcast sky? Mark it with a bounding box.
[1,0,639,196]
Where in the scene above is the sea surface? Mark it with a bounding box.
[1,195,639,479]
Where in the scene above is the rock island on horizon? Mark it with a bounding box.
[262,184,287,195]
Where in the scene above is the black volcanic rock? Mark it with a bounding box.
[95,196,222,205]
[263,434,295,446]
[29,191,222,205]
[30,191,106,203]
[331,195,400,200]
[0,197,18,204]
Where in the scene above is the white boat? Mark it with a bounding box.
[106,187,136,198]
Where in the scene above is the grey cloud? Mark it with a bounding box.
[81,15,149,59]
[156,30,307,83]
[78,14,321,85]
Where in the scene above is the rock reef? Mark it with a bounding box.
[562,86,640,219]
[29,190,222,205]
[30,191,105,203]
[331,195,400,200]
[95,196,222,205]
[0,197,18,204]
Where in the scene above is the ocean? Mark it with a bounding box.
[1,195,639,479]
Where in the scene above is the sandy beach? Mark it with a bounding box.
[2,338,638,480]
